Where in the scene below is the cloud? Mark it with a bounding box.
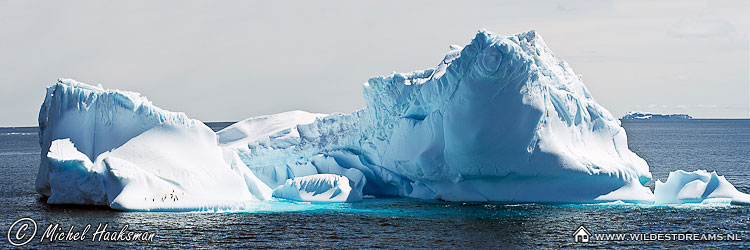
[668,18,736,38]
[554,0,613,13]
[555,3,575,12]
[640,104,738,111]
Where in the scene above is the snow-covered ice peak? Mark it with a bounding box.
[217,29,655,202]
[356,29,653,201]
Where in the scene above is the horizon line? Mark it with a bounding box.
[3,117,750,128]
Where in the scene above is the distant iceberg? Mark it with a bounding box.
[621,112,692,120]
[35,30,748,211]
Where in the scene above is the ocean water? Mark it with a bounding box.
[0,120,748,249]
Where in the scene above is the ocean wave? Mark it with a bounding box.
[0,132,35,136]
[0,151,37,156]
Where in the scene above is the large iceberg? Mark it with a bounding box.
[35,30,750,210]
[37,80,272,211]
[219,29,653,202]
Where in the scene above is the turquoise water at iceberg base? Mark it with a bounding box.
[0,120,748,249]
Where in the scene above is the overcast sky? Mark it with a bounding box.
[0,0,748,126]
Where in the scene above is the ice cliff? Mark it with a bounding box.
[36,30,750,211]
[37,80,272,211]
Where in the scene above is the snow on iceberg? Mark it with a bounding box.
[37,79,272,211]
[655,170,750,205]
[217,110,327,148]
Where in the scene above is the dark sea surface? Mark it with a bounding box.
[0,120,748,249]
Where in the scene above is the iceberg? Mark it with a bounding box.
[655,170,750,205]
[272,174,363,202]
[219,29,654,202]
[621,112,692,120]
[37,79,272,211]
[35,29,749,210]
